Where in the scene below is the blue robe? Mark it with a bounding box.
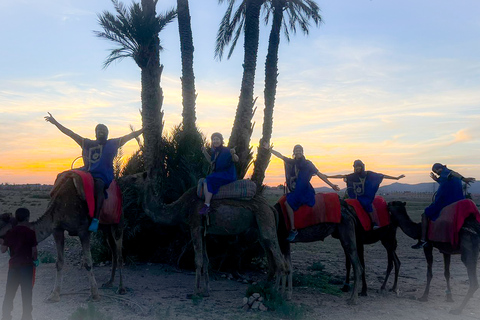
[346,171,384,213]
[205,146,236,194]
[424,168,464,221]
[284,157,318,211]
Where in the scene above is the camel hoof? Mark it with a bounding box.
[418,296,428,302]
[446,295,454,303]
[360,291,368,297]
[46,293,60,303]
[102,281,113,288]
[449,308,462,315]
[341,285,350,292]
[117,287,127,295]
[87,294,101,302]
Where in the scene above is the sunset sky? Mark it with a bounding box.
[1,0,479,188]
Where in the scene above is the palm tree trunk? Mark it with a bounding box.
[251,1,283,187]
[228,0,263,179]
[177,0,197,133]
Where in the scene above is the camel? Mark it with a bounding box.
[0,176,125,302]
[138,173,288,297]
[342,210,401,296]
[388,201,480,314]
[273,200,363,305]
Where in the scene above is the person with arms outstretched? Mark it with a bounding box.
[45,112,143,232]
[328,160,405,229]
[264,143,340,242]
[411,163,475,249]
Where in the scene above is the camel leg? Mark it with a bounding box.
[390,251,401,293]
[381,236,400,293]
[357,243,367,296]
[443,253,454,302]
[450,235,479,315]
[79,232,100,301]
[47,229,65,302]
[103,224,125,294]
[102,228,116,288]
[419,244,433,302]
[341,247,351,293]
[337,220,362,305]
[202,229,210,297]
[190,223,205,297]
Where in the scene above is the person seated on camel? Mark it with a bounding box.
[412,163,475,249]
[327,160,405,230]
[45,112,143,232]
[264,143,340,242]
[199,132,239,215]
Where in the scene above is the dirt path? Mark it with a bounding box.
[1,189,479,319]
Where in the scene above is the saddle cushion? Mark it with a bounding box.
[428,199,480,248]
[278,193,341,231]
[197,178,256,200]
[345,196,389,231]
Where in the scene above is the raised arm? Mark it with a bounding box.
[119,128,144,147]
[201,146,211,163]
[383,174,405,180]
[262,142,288,161]
[44,112,84,146]
[317,172,341,191]
[326,174,348,179]
[449,170,476,184]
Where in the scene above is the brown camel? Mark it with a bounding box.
[273,200,363,305]
[388,201,480,315]
[342,210,400,296]
[139,174,288,297]
[0,176,125,302]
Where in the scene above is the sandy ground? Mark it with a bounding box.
[0,188,479,320]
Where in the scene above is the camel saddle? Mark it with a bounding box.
[428,199,480,248]
[345,196,390,231]
[51,170,122,224]
[196,178,256,200]
[278,193,342,231]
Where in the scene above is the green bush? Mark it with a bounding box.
[38,251,56,264]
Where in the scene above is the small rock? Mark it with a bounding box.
[251,301,260,310]
[237,279,242,282]
[258,297,264,302]
[259,303,268,311]
[252,293,261,299]
[243,279,249,284]
[221,274,227,278]
[242,304,250,311]
[243,297,248,305]
[248,296,256,305]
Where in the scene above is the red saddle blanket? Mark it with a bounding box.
[345,196,389,231]
[428,199,480,248]
[278,193,341,231]
[51,170,122,224]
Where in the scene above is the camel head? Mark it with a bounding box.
[0,213,16,238]
[387,201,407,220]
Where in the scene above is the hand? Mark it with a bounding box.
[262,141,273,151]
[463,177,476,184]
[230,147,236,155]
[430,172,438,181]
[201,146,207,153]
[397,174,405,180]
[44,112,57,125]
[331,184,341,192]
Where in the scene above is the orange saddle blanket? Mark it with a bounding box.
[278,193,341,231]
[51,170,122,224]
[345,196,389,231]
[428,199,480,248]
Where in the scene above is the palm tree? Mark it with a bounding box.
[95,0,176,191]
[216,0,265,179]
[251,0,321,187]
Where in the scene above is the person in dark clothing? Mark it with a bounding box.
[1,208,38,320]
[45,112,143,232]
[265,143,340,242]
[328,160,405,229]
[412,163,475,249]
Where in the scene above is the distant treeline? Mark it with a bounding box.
[0,184,53,191]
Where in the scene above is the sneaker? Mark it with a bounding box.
[411,240,427,249]
[199,204,210,215]
[286,229,298,242]
[372,225,381,230]
[88,218,99,232]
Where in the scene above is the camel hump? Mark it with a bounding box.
[196,179,257,200]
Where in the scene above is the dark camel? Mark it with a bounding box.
[342,209,401,296]
[0,176,125,302]
[138,173,288,298]
[388,201,480,314]
[274,200,362,305]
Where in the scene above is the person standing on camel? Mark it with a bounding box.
[264,143,340,242]
[327,160,405,229]
[45,112,143,232]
